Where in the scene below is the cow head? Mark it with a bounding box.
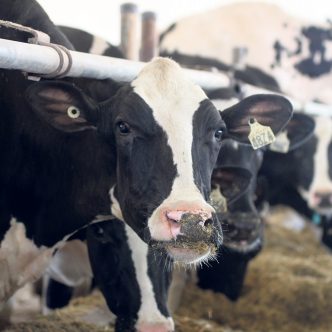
[293,115,332,215]
[25,58,292,264]
[211,139,264,255]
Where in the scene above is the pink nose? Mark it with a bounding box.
[165,210,212,238]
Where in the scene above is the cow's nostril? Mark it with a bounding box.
[204,218,213,227]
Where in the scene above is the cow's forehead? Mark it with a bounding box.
[132,58,207,122]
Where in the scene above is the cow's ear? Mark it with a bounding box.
[272,113,315,152]
[221,94,293,143]
[25,81,99,133]
[212,166,252,204]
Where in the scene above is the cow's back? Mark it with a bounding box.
[160,2,332,104]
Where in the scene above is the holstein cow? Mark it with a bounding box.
[0,2,293,331]
[160,2,332,248]
[39,26,290,329]
[160,2,332,103]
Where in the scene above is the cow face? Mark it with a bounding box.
[211,140,264,255]
[25,58,292,264]
[295,116,332,215]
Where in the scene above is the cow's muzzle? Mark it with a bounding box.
[220,212,263,255]
[150,212,222,264]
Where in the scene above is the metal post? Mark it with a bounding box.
[232,47,248,70]
[120,3,139,61]
[140,11,157,62]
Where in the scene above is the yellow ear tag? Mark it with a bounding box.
[269,130,290,153]
[248,118,275,150]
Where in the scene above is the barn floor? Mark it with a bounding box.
[1,206,332,332]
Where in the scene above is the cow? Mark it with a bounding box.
[159,2,332,249]
[159,2,332,104]
[36,26,290,330]
[0,1,293,331]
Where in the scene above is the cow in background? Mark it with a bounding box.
[160,2,332,104]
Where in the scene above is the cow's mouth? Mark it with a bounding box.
[165,241,217,264]
[221,213,263,254]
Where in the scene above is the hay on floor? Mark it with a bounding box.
[3,206,332,332]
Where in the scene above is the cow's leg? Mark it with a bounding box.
[42,239,93,314]
[87,220,174,332]
[43,276,74,313]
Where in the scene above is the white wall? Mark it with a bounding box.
[38,0,332,46]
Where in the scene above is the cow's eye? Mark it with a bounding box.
[117,121,131,134]
[67,106,80,119]
[214,128,223,141]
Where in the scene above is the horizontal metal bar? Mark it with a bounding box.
[0,38,230,89]
[0,38,331,116]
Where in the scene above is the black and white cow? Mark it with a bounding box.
[38,26,287,330]
[58,25,124,58]
[160,2,332,248]
[0,1,293,331]
[160,2,332,104]
[43,26,316,321]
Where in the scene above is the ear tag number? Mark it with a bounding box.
[67,106,80,119]
[248,118,275,150]
[269,130,290,153]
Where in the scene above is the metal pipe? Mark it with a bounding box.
[140,11,158,62]
[120,3,140,60]
[0,38,331,116]
[0,38,230,89]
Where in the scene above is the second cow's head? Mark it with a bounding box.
[25,58,292,264]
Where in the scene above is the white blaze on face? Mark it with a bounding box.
[0,219,56,306]
[299,116,332,213]
[132,58,215,241]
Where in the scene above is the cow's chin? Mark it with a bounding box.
[165,242,216,265]
[224,237,262,255]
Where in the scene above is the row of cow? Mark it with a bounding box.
[1,1,331,332]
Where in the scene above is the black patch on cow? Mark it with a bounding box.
[260,134,317,215]
[273,24,332,78]
[291,135,317,191]
[160,50,281,92]
[147,249,172,318]
[45,278,74,310]
[87,221,141,330]
[0,0,73,48]
[191,99,225,199]
[99,88,177,241]
[198,244,260,301]
[59,26,94,53]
